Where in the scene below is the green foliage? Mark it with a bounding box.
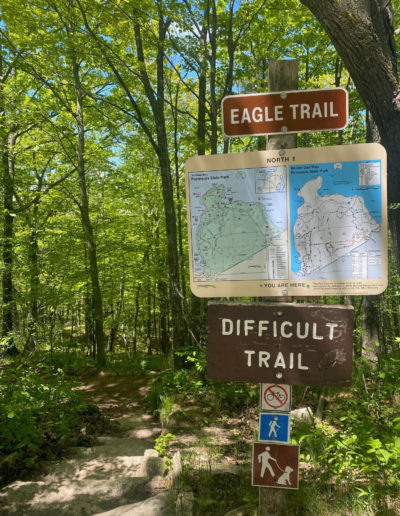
[181,467,258,515]
[47,349,99,376]
[146,348,257,414]
[154,432,176,472]
[108,352,170,376]
[292,351,400,507]
[0,358,98,485]
[158,394,176,428]
[154,432,176,457]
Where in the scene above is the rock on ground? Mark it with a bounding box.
[0,437,162,515]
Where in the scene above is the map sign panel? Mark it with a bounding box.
[185,143,387,297]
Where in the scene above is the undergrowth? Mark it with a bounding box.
[0,356,104,486]
[147,346,400,514]
[146,347,258,413]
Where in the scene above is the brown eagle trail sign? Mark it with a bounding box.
[222,87,348,137]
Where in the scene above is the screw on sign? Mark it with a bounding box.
[261,383,291,412]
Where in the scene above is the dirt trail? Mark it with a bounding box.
[76,371,162,441]
[0,372,173,516]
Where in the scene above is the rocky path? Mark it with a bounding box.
[0,372,183,515]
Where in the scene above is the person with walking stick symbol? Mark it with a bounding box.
[268,416,280,439]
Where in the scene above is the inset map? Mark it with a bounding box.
[188,168,288,282]
[290,160,382,280]
[256,166,286,193]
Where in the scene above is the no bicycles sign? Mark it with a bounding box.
[261,384,292,412]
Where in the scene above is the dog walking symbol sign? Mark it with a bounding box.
[252,442,299,489]
[261,383,292,412]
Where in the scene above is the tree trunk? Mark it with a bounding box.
[361,295,380,363]
[132,283,141,356]
[209,0,218,154]
[108,278,124,353]
[23,202,40,355]
[300,0,400,271]
[158,279,170,354]
[70,38,106,366]
[28,204,40,326]
[188,7,209,347]
[1,130,18,355]
[197,6,208,156]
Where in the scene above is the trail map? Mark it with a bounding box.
[189,167,287,282]
[185,144,387,297]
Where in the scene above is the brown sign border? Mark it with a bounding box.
[222,88,348,137]
[207,302,354,386]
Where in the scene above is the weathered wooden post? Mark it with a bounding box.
[267,60,298,151]
[259,58,298,516]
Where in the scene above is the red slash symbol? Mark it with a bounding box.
[264,385,288,409]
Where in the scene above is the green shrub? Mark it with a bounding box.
[292,351,400,507]
[146,348,257,414]
[0,360,96,485]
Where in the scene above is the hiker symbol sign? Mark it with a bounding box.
[259,413,290,443]
[252,442,299,489]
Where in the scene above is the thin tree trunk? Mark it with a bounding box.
[70,39,106,366]
[132,283,141,356]
[2,130,18,355]
[23,203,40,355]
[107,277,125,353]
[158,279,170,354]
[209,0,218,154]
[146,286,152,355]
[361,295,380,363]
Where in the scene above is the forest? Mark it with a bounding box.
[0,0,400,515]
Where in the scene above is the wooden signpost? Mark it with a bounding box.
[184,59,387,516]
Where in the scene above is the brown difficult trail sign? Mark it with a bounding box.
[222,87,348,137]
[207,302,354,386]
[252,442,299,489]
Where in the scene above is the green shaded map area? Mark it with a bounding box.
[197,185,280,279]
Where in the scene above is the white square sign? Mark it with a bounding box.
[260,383,292,412]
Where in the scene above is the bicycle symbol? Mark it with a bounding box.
[263,384,289,409]
[266,392,286,402]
